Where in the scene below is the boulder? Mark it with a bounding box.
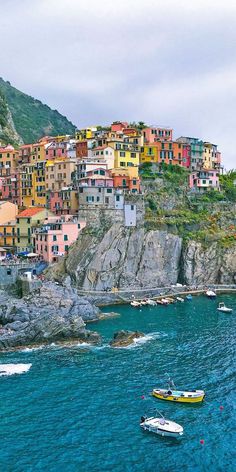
[110,330,144,347]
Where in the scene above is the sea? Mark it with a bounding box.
[0,294,235,472]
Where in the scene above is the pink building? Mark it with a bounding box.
[45,142,67,160]
[0,173,20,205]
[34,215,86,263]
[189,169,220,191]
[142,127,173,143]
[182,144,191,168]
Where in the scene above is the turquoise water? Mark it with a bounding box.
[1,295,236,472]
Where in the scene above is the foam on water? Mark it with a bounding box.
[113,331,162,349]
[0,363,32,376]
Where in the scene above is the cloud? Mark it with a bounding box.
[0,0,236,168]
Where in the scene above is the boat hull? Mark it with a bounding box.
[152,390,205,403]
[141,424,183,438]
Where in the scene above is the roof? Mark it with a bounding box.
[18,208,45,218]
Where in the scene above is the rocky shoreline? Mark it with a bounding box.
[0,279,102,351]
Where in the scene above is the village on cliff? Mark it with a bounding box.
[0,122,223,266]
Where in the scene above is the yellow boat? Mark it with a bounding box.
[152,388,205,403]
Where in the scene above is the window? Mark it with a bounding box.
[120,162,126,166]
[131,153,136,158]
[122,179,126,186]
[79,187,83,193]
[96,196,100,202]
[105,197,109,204]
[7,269,11,276]
[64,235,68,241]
[107,188,112,193]
[53,235,57,241]
[16,218,19,224]
[131,205,134,210]
[133,179,137,185]
[120,152,126,157]
[78,223,80,229]
[27,218,30,224]
[65,245,69,252]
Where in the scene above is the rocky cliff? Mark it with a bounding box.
[0,281,101,350]
[46,222,236,290]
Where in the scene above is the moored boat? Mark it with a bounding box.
[152,388,205,403]
[161,298,170,305]
[130,301,141,307]
[186,294,192,301]
[176,297,184,302]
[145,299,157,306]
[206,289,217,298]
[217,302,233,313]
[140,415,183,438]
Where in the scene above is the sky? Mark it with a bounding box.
[0,0,236,168]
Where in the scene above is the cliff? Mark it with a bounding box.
[46,223,236,290]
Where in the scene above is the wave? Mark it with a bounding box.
[0,363,32,376]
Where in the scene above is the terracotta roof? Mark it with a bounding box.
[18,207,44,218]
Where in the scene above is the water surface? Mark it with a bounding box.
[1,295,235,471]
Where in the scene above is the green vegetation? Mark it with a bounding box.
[220,170,236,202]
[0,78,76,144]
[0,90,8,128]
[142,164,236,248]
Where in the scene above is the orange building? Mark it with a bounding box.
[111,169,140,193]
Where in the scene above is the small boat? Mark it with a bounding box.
[217,302,233,313]
[186,294,192,301]
[176,297,184,302]
[145,299,157,306]
[140,299,148,306]
[206,290,217,298]
[161,298,170,305]
[165,297,175,304]
[130,301,141,307]
[140,414,183,438]
[152,388,205,403]
[156,299,164,305]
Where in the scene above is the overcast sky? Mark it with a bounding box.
[1,0,236,168]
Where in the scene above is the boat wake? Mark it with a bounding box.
[0,363,32,376]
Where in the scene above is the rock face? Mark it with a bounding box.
[47,223,236,289]
[182,241,236,285]
[0,281,101,351]
[48,224,183,290]
[110,330,144,347]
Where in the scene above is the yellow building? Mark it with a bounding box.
[16,207,53,252]
[0,145,18,177]
[19,163,46,208]
[0,220,16,250]
[107,140,140,178]
[140,144,159,163]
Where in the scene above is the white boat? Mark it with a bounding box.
[140,415,183,438]
[161,298,170,305]
[145,299,157,306]
[206,290,217,298]
[176,297,184,302]
[0,363,32,376]
[130,301,141,307]
[140,300,148,306]
[217,302,233,313]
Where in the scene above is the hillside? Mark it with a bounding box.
[0,78,76,144]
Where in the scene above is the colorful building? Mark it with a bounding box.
[16,207,53,253]
[45,159,76,192]
[0,201,18,224]
[0,220,16,250]
[0,145,18,177]
[142,127,173,143]
[189,170,220,191]
[46,188,79,215]
[34,215,86,263]
[111,169,140,193]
